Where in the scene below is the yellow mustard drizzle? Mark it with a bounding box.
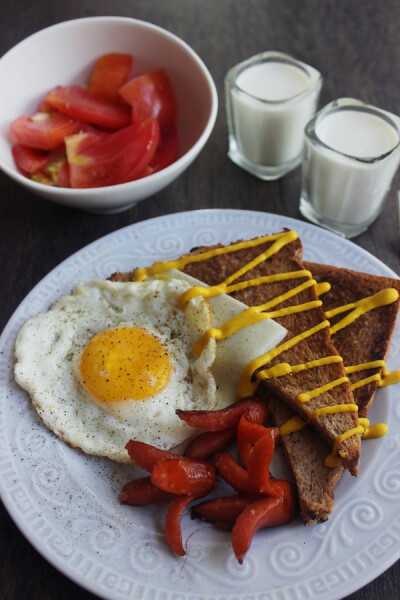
[178,270,312,310]
[311,403,358,418]
[278,403,359,435]
[236,319,331,398]
[315,281,331,296]
[135,230,399,468]
[326,288,399,335]
[192,308,272,355]
[279,416,307,435]
[132,231,297,281]
[177,231,300,308]
[344,361,400,389]
[324,418,390,467]
[257,355,343,380]
[359,417,388,439]
[297,377,349,404]
[325,425,366,467]
[192,296,323,356]
[279,407,388,454]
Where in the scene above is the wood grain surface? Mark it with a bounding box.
[1,1,400,599]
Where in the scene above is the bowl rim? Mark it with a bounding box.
[0,15,218,196]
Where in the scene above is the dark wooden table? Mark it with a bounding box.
[1,1,400,599]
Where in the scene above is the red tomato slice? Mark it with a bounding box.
[36,100,54,113]
[119,68,177,129]
[45,147,70,187]
[12,144,49,173]
[10,112,79,150]
[52,158,70,187]
[65,118,160,188]
[90,53,133,103]
[147,124,179,174]
[46,85,131,130]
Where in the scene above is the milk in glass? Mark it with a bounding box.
[300,99,400,238]
[225,52,322,180]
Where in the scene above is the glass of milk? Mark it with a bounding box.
[300,98,400,238]
[225,51,322,180]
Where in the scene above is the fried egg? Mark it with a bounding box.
[14,279,217,462]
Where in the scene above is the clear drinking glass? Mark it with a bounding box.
[225,51,322,180]
[300,98,400,238]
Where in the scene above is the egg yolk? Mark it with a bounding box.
[80,327,171,402]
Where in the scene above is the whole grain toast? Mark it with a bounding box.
[305,262,400,417]
[267,393,345,524]
[267,262,400,523]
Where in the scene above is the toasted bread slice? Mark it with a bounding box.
[177,234,361,475]
[267,394,344,524]
[267,262,400,523]
[305,262,400,416]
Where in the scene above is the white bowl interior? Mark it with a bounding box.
[0,17,217,211]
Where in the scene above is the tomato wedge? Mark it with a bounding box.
[36,100,55,113]
[10,112,78,150]
[119,68,177,130]
[46,85,131,129]
[147,124,179,174]
[90,53,133,103]
[45,147,70,187]
[12,144,49,173]
[65,118,160,188]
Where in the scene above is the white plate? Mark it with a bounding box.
[1,209,400,600]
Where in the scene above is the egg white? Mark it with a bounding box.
[14,278,217,462]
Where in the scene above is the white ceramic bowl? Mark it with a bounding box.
[0,16,218,213]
